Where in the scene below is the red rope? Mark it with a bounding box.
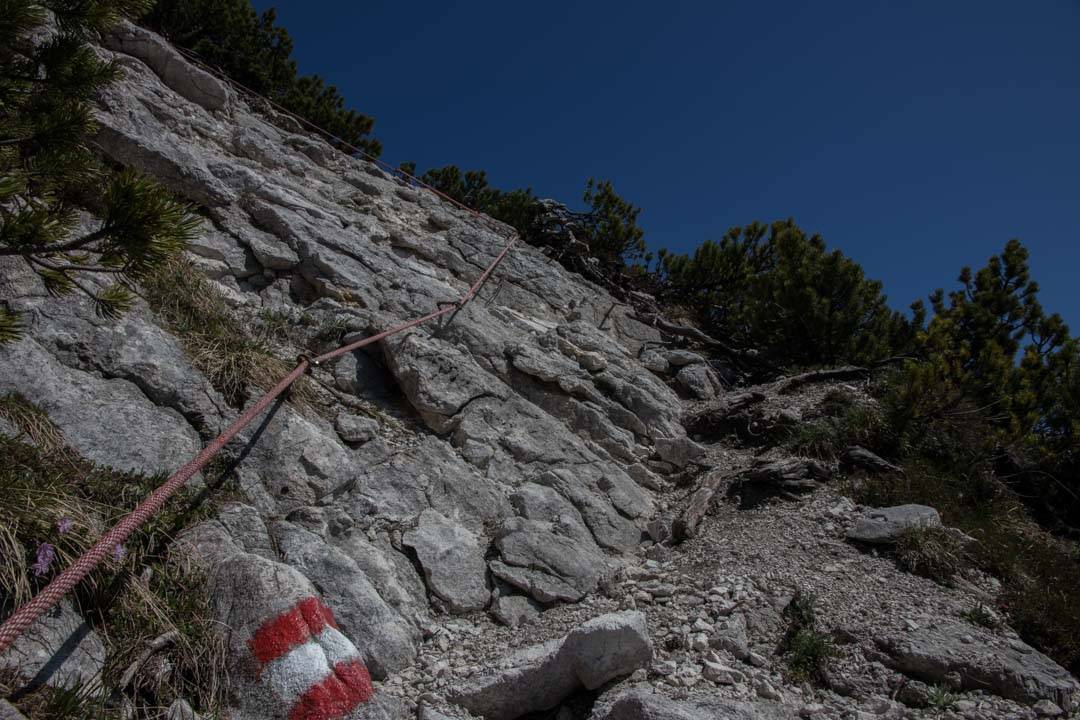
[0,234,514,653]
[0,37,522,655]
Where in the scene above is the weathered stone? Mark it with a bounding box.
[847,505,942,545]
[403,510,490,613]
[334,413,380,444]
[0,600,105,693]
[491,519,607,604]
[654,436,707,469]
[876,622,1079,709]
[843,446,902,474]
[267,521,420,678]
[491,595,541,628]
[0,336,201,475]
[675,363,724,400]
[105,21,231,112]
[664,350,707,367]
[588,688,796,720]
[447,612,652,720]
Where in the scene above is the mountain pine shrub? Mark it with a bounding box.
[0,0,198,341]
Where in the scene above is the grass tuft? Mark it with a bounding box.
[893,526,966,585]
[141,256,313,409]
[787,401,892,462]
[0,399,227,718]
[781,589,835,683]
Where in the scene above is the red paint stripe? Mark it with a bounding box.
[248,597,337,667]
[288,660,373,720]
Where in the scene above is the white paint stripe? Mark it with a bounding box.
[314,626,362,669]
[261,638,331,709]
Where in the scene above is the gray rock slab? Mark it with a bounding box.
[491,595,541,628]
[847,504,942,545]
[0,336,200,475]
[491,519,607,604]
[403,510,490,613]
[676,363,724,400]
[447,611,652,720]
[267,521,420,678]
[876,622,1079,710]
[105,21,231,112]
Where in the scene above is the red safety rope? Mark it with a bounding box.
[0,44,520,653]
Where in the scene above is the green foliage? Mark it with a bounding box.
[883,241,1078,529]
[580,178,646,265]
[780,590,835,683]
[927,684,957,710]
[1,0,197,341]
[787,401,891,462]
[656,220,918,369]
[145,0,381,156]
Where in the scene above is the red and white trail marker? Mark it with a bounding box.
[248,596,374,720]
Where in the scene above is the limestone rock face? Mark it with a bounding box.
[6,20,1077,720]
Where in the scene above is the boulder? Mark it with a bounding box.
[664,349,707,367]
[447,611,652,720]
[491,595,541,628]
[403,510,490,613]
[676,364,724,400]
[876,622,1079,710]
[334,413,380,444]
[847,505,942,545]
[490,519,607,604]
[654,436,707,469]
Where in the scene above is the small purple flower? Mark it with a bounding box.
[112,544,127,562]
[31,543,56,577]
[56,517,74,534]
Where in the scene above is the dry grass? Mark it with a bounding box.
[0,401,227,718]
[141,256,314,409]
[893,526,966,584]
[851,459,1080,675]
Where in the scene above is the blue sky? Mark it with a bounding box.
[252,1,1080,327]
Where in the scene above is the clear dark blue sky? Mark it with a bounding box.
[252,0,1080,326]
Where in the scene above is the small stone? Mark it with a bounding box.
[756,679,782,700]
[651,660,677,677]
[334,413,380,444]
[1033,700,1063,717]
[747,651,768,667]
[800,704,827,718]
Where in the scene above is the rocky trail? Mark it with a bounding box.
[1,19,1078,720]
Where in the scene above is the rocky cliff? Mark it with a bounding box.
[1,21,1077,720]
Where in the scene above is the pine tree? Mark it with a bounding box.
[655,220,912,368]
[145,0,382,157]
[0,0,198,342]
[581,178,646,265]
